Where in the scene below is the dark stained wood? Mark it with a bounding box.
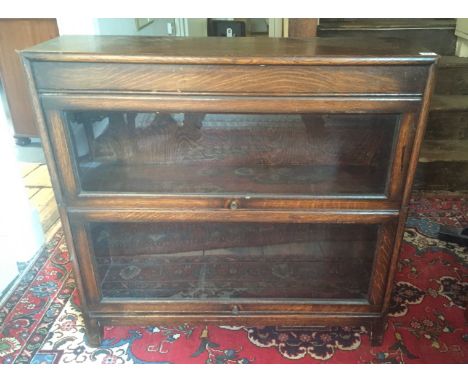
[69,221,101,307]
[95,314,382,328]
[83,317,102,348]
[0,18,58,138]
[367,220,398,305]
[370,318,386,346]
[386,113,417,199]
[418,57,468,190]
[41,95,421,208]
[95,302,380,314]
[32,61,429,95]
[41,93,423,113]
[316,29,455,56]
[313,23,466,192]
[430,95,468,111]
[414,162,468,191]
[419,139,468,162]
[317,19,456,29]
[66,196,401,212]
[78,163,387,196]
[425,110,468,139]
[435,56,468,94]
[381,64,437,322]
[45,110,80,199]
[400,64,437,208]
[317,19,456,56]
[68,209,399,224]
[21,36,438,65]
[21,36,437,347]
[288,19,318,38]
[66,198,401,212]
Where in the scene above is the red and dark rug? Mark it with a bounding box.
[0,192,467,363]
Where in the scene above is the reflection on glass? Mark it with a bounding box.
[66,112,398,196]
[90,222,378,300]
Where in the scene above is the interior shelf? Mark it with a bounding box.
[80,162,384,195]
[69,112,398,197]
[91,222,378,300]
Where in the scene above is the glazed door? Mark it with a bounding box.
[42,95,417,208]
[68,212,398,314]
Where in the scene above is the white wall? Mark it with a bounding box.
[0,97,44,294]
[57,18,177,37]
[57,17,98,35]
[57,18,283,38]
[456,18,468,57]
[95,18,176,36]
[185,19,208,37]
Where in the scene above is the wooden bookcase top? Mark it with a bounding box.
[21,36,438,65]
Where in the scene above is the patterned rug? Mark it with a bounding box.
[0,192,466,364]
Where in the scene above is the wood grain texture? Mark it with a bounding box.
[0,18,58,137]
[45,110,80,199]
[367,220,398,305]
[419,139,468,162]
[425,110,468,139]
[19,162,40,177]
[21,163,60,240]
[430,95,468,111]
[288,19,318,38]
[66,196,401,212]
[41,95,421,207]
[317,19,456,30]
[22,164,52,187]
[21,36,438,65]
[41,93,422,113]
[435,61,468,94]
[414,162,468,191]
[317,21,456,55]
[20,36,437,346]
[69,112,396,197]
[68,209,399,224]
[386,113,417,199]
[91,302,380,314]
[69,221,102,306]
[21,41,103,335]
[32,61,430,95]
[30,188,59,234]
[21,57,67,206]
[380,64,437,316]
[400,64,437,207]
[92,315,383,332]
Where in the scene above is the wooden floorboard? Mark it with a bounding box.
[19,163,41,178]
[26,186,41,199]
[22,164,52,188]
[20,162,60,240]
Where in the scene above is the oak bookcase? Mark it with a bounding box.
[21,36,437,346]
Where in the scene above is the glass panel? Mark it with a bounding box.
[89,222,378,300]
[66,111,398,196]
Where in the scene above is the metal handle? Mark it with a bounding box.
[229,200,239,210]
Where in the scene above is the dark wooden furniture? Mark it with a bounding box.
[317,19,457,55]
[20,36,437,347]
[0,18,58,144]
[288,19,318,38]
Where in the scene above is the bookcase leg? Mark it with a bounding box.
[369,319,386,347]
[84,317,103,348]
